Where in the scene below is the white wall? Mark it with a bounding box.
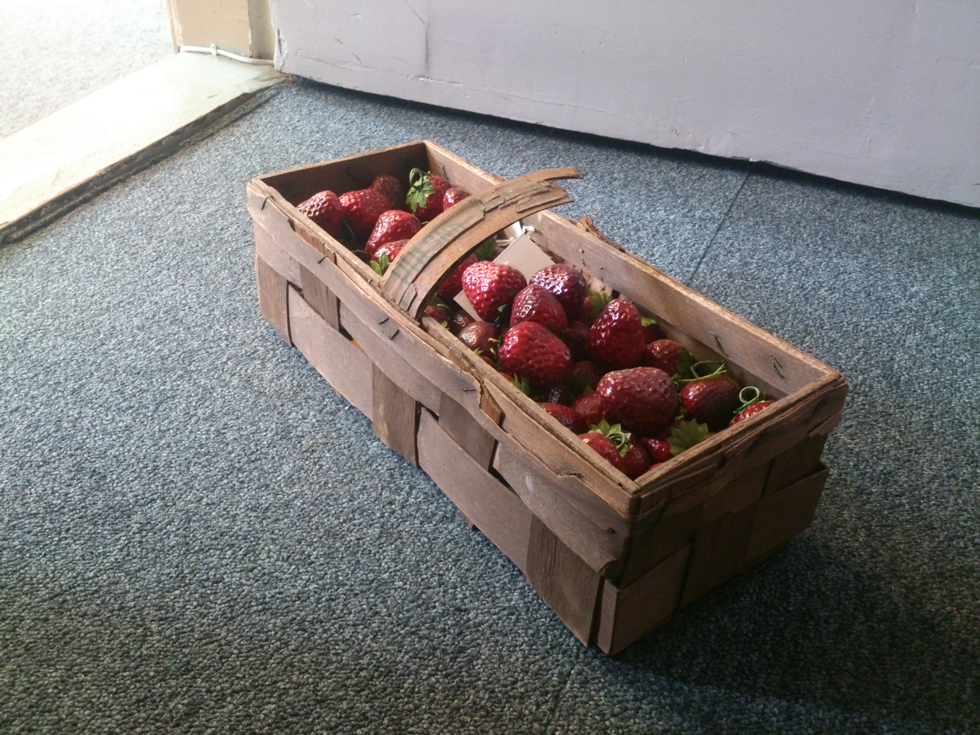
[271,1,980,208]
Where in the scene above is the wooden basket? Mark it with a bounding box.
[246,141,848,655]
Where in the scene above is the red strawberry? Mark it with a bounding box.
[461,261,527,322]
[621,440,652,480]
[457,321,501,356]
[597,367,677,435]
[640,436,673,464]
[406,168,451,222]
[530,264,588,319]
[437,254,479,301]
[365,210,421,257]
[564,360,603,397]
[339,188,389,241]
[540,403,585,434]
[423,304,448,324]
[448,309,475,334]
[579,433,627,474]
[372,237,408,264]
[731,401,775,425]
[563,321,590,361]
[586,298,646,369]
[679,374,741,431]
[641,318,663,344]
[370,238,409,275]
[510,285,567,334]
[497,322,571,387]
[442,187,471,210]
[371,174,405,210]
[296,190,344,238]
[571,391,610,428]
[642,339,688,376]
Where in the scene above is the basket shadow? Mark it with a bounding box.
[611,537,980,732]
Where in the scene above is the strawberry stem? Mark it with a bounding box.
[676,361,727,386]
[734,386,765,415]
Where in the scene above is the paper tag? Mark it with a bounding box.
[453,229,557,320]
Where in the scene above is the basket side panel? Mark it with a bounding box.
[255,252,291,345]
[438,393,498,471]
[493,434,629,575]
[526,516,604,647]
[679,502,758,607]
[417,409,532,574]
[596,543,691,656]
[765,434,828,495]
[372,365,420,467]
[288,286,373,419]
[299,262,340,330]
[746,464,828,562]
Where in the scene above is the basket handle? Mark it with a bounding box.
[381,167,581,319]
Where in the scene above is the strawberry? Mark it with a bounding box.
[437,254,479,301]
[564,360,603,397]
[448,309,475,334]
[621,440,652,480]
[497,321,571,387]
[457,321,501,356]
[461,261,527,322]
[641,317,663,344]
[571,390,610,428]
[731,400,775,425]
[679,372,741,431]
[641,339,694,377]
[563,321,590,361]
[442,187,471,210]
[372,237,408,264]
[579,433,626,474]
[371,174,405,210]
[365,210,421,257]
[640,436,673,464]
[406,168,451,222]
[339,188,389,241]
[369,238,409,276]
[423,304,448,324]
[510,285,567,334]
[586,298,646,369]
[296,190,344,238]
[540,403,585,434]
[584,291,612,324]
[596,367,677,435]
[530,264,588,319]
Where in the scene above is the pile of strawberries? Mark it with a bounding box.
[295,168,470,275]
[297,169,774,479]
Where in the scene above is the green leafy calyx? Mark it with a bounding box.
[588,419,632,456]
[475,236,498,262]
[370,251,391,275]
[406,168,435,213]
[588,291,613,321]
[668,420,713,456]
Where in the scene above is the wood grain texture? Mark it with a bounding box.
[339,302,443,413]
[438,393,498,471]
[596,543,691,655]
[526,516,603,646]
[493,433,629,575]
[287,286,373,419]
[765,434,828,495]
[747,464,829,561]
[254,252,291,345]
[417,409,532,573]
[679,502,758,607]
[619,503,701,587]
[300,261,340,329]
[372,365,419,466]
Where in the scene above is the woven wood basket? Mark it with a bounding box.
[247,141,848,655]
